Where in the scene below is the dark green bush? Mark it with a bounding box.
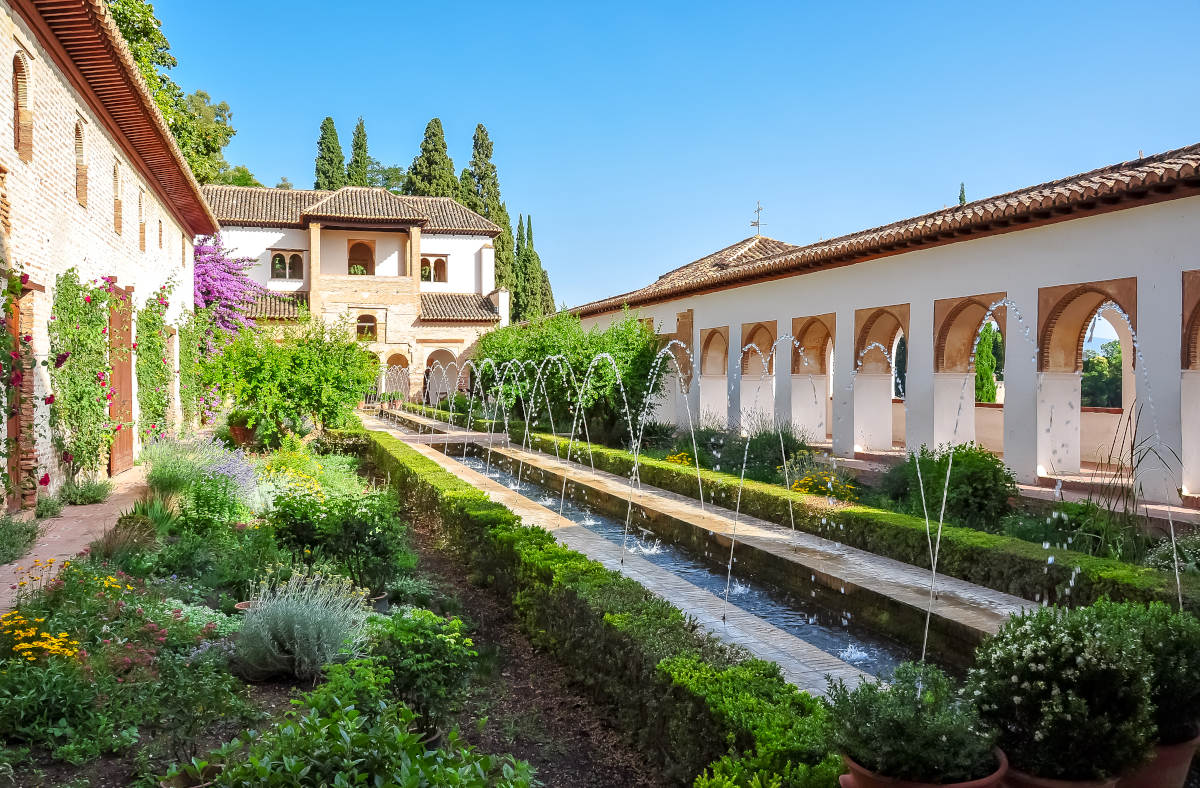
[0,514,39,564]
[881,443,1016,531]
[825,661,996,783]
[58,476,113,505]
[311,427,370,455]
[367,608,477,727]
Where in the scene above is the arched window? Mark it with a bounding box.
[73,122,86,207]
[137,189,146,251]
[271,253,287,278]
[158,219,163,248]
[12,53,31,162]
[288,254,303,280]
[112,163,122,234]
[420,257,431,282]
[433,258,447,282]
[356,314,377,340]
[386,352,409,369]
[348,241,373,275]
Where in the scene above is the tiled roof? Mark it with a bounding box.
[575,142,1200,317]
[21,0,216,235]
[420,293,500,322]
[201,185,501,235]
[249,290,308,320]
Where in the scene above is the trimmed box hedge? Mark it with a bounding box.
[383,403,1200,613]
[365,428,841,788]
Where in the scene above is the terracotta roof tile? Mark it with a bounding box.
[203,186,323,227]
[575,142,1200,316]
[401,196,502,235]
[249,290,308,320]
[420,292,500,322]
[304,188,426,222]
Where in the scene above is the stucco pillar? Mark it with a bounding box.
[308,222,322,315]
[774,316,792,429]
[791,372,826,443]
[686,316,701,428]
[1037,371,1082,474]
[1183,370,1200,497]
[933,373,976,446]
[832,307,856,457]
[905,300,935,452]
[726,322,741,431]
[1003,285,1039,484]
[853,373,893,450]
[1136,274,1183,503]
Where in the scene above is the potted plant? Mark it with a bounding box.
[968,605,1155,787]
[1102,601,1200,788]
[825,661,1006,787]
[226,409,256,447]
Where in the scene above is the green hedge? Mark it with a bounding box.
[382,403,1199,613]
[365,429,841,788]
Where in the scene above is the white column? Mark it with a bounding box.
[933,372,976,446]
[853,373,893,450]
[1004,285,1039,484]
[905,301,935,452]
[832,308,855,457]
[1183,370,1200,497]
[686,317,701,429]
[791,373,827,442]
[726,323,742,431]
[1136,274,1184,503]
[774,319,792,429]
[1037,371,1082,475]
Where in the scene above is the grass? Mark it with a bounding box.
[0,514,39,564]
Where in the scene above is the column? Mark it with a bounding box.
[906,300,935,452]
[308,222,322,316]
[685,315,701,429]
[1004,283,1039,484]
[726,322,741,431]
[933,373,976,446]
[774,315,792,429]
[1183,370,1200,497]
[832,306,855,457]
[1137,274,1184,503]
[1037,371,1082,474]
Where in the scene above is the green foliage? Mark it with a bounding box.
[210,164,262,187]
[880,443,1016,531]
[48,270,115,475]
[34,495,63,520]
[177,308,210,426]
[974,321,998,403]
[313,116,346,191]
[825,661,996,783]
[512,215,554,321]
[403,117,460,197]
[0,514,38,564]
[459,124,515,292]
[1082,338,1122,408]
[968,604,1154,780]
[367,158,405,192]
[58,476,113,505]
[958,182,967,205]
[345,116,370,187]
[367,609,477,727]
[205,316,378,443]
[135,283,173,440]
[1146,533,1200,574]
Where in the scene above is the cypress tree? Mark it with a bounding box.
[459,125,515,290]
[314,116,346,190]
[975,322,998,403]
[511,215,527,319]
[346,116,370,187]
[958,182,967,206]
[403,118,459,197]
[458,168,482,212]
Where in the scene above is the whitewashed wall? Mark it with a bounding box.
[418,234,495,294]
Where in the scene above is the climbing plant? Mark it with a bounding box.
[48,270,120,476]
[177,307,211,426]
[0,264,34,495]
[136,282,174,439]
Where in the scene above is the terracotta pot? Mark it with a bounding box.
[233,600,256,612]
[228,424,254,446]
[839,749,1008,788]
[1003,769,1117,788]
[1116,732,1200,788]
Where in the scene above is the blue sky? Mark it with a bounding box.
[160,1,1200,311]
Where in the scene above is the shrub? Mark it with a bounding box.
[58,476,113,505]
[968,604,1154,780]
[123,496,181,535]
[311,427,370,456]
[0,515,39,564]
[235,568,370,681]
[825,661,996,783]
[34,495,63,519]
[367,608,477,726]
[881,443,1016,531]
[1145,533,1200,574]
[141,435,257,508]
[180,472,243,535]
[89,513,157,564]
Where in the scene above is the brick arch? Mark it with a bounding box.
[699,327,728,375]
[791,315,834,374]
[1038,279,1136,372]
[11,52,31,162]
[855,305,908,374]
[386,352,409,369]
[1185,299,1200,371]
[740,321,776,374]
[934,295,1006,373]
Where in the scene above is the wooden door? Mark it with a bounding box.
[5,303,20,512]
[108,287,134,475]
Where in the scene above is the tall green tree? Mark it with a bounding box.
[1082,340,1122,408]
[512,215,554,321]
[975,322,999,402]
[314,117,346,190]
[367,158,405,192]
[211,164,262,187]
[958,182,967,206]
[403,118,459,197]
[511,215,528,319]
[346,117,370,187]
[893,336,907,398]
[457,125,516,290]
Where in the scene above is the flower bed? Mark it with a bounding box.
[365,428,842,787]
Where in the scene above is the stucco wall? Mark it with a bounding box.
[221,226,311,290]
[416,234,493,294]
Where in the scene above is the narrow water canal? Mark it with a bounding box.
[444,447,911,679]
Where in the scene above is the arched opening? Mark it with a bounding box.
[1036,280,1136,476]
[386,352,409,369]
[112,163,122,234]
[1183,273,1200,497]
[433,258,447,283]
[355,314,377,340]
[789,315,834,442]
[740,321,776,427]
[420,257,431,282]
[932,295,1007,450]
[288,254,303,280]
[853,305,908,451]
[348,242,374,275]
[424,348,458,405]
[12,53,31,162]
[73,122,87,207]
[699,327,728,424]
[271,253,287,279]
[138,189,146,251]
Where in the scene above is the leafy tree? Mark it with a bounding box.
[974,322,998,403]
[193,234,261,337]
[211,164,262,187]
[991,328,1004,381]
[893,336,907,398]
[1082,340,1122,408]
[402,118,458,197]
[958,182,967,206]
[346,117,370,187]
[275,176,294,190]
[367,158,405,192]
[314,117,346,190]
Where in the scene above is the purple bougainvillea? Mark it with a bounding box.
[193,234,261,335]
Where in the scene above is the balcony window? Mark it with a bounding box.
[420,255,448,282]
[356,314,377,340]
[348,241,374,275]
[271,252,304,280]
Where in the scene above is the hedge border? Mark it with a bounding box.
[364,429,842,788]
[383,403,1199,613]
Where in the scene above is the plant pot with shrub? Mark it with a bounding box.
[968,605,1155,787]
[825,661,1006,788]
[1098,601,1200,788]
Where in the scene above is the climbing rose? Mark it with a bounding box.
[84,295,91,304]
[62,451,73,463]
[38,473,49,486]
[54,352,69,368]
[19,273,28,285]
[43,394,54,404]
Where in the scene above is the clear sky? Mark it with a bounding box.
[159,0,1200,310]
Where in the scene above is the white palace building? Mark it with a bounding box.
[574,144,1200,507]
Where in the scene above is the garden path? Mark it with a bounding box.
[0,467,147,612]
[363,413,869,695]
